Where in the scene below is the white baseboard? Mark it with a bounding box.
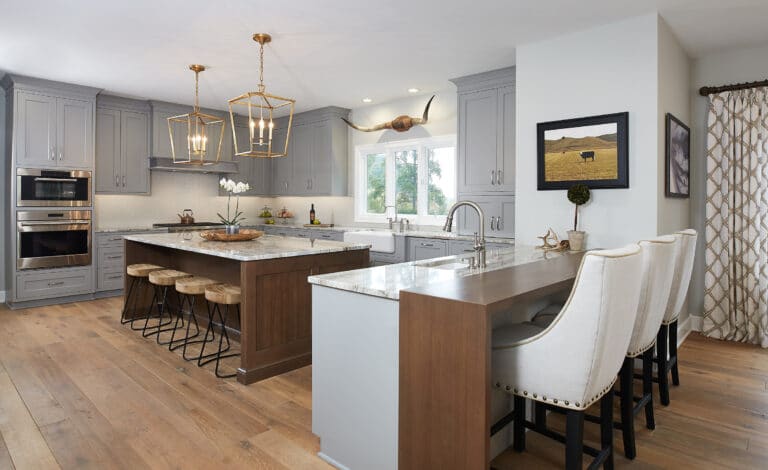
[689,314,703,332]
[678,315,692,346]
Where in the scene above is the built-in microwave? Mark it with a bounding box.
[17,168,92,207]
[16,210,92,270]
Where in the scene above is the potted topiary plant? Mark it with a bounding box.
[567,184,590,251]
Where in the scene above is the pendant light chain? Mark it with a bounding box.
[194,69,200,112]
[258,40,265,93]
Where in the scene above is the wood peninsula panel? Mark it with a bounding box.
[399,252,583,469]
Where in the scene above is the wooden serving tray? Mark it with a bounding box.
[199,229,264,242]
[303,223,335,228]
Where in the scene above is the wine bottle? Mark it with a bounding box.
[310,203,316,224]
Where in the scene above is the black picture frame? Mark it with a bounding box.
[537,112,629,190]
[665,113,690,198]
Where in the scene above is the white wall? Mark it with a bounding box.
[688,41,768,317]
[515,14,661,249]
[657,17,691,234]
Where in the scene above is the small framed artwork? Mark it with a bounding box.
[665,113,690,198]
[537,112,629,190]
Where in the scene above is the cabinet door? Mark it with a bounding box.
[95,108,121,192]
[455,195,515,238]
[407,238,447,261]
[274,127,298,195]
[290,123,313,196]
[57,97,93,167]
[457,89,498,193]
[122,110,150,194]
[448,240,477,256]
[494,197,515,237]
[152,110,188,160]
[496,84,515,192]
[310,120,332,195]
[15,91,57,167]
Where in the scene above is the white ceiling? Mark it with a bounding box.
[1,0,768,113]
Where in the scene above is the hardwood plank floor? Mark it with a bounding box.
[0,298,766,469]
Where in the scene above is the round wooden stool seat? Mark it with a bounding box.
[176,276,219,296]
[148,269,191,287]
[126,263,164,277]
[205,284,241,305]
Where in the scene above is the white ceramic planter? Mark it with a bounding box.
[567,230,586,251]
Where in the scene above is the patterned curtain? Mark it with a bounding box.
[703,88,768,348]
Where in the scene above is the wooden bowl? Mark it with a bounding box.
[199,229,264,242]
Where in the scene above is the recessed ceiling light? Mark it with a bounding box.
[362,98,373,103]
[407,88,420,93]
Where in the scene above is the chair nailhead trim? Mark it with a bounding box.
[506,386,511,391]
[495,382,500,387]
[493,378,616,411]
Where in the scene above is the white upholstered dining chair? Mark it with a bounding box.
[656,229,697,405]
[491,244,644,470]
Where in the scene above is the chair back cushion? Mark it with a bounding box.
[663,229,698,323]
[492,244,644,410]
[626,236,678,356]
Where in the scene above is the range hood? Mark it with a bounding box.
[149,157,239,175]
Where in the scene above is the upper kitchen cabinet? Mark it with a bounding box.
[226,117,271,196]
[272,106,350,196]
[450,67,515,194]
[150,101,193,160]
[95,95,150,194]
[1,74,99,169]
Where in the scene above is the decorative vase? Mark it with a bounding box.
[567,230,586,251]
[225,225,240,235]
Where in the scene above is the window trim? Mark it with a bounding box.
[354,135,457,226]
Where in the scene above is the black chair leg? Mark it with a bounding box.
[534,401,547,432]
[643,348,655,430]
[600,391,614,470]
[120,276,138,324]
[619,357,636,459]
[670,320,680,386]
[513,395,525,452]
[656,324,671,406]
[565,409,584,470]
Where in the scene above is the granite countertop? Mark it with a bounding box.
[123,232,370,262]
[96,227,168,233]
[308,245,567,300]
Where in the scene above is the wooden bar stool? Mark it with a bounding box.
[167,276,220,361]
[199,284,242,379]
[121,264,163,330]
[142,269,191,341]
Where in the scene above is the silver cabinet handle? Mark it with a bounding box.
[497,169,503,185]
[307,179,310,190]
[58,151,63,161]
[106,274,123,280]
[491,170,496,185]
[108,237,122,241]
[50,147,55,161]
[309,179,313,190]
[106,255,122,259]
[116,175,120,187]
[498,217,503,230]
[490,216,496,231]
[421,243,434,247]
[123,175,126,187]
[47,281,65,287]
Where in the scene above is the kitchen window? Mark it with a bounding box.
[355,136,456,226]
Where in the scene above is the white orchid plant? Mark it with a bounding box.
[218,178,251,226]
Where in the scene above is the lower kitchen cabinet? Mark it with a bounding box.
[16,266,94,301]
[95,231,161,294]
[407,238,447,261]
[455,194,515,238]
[448,239,514,255]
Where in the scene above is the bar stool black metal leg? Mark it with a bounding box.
[670,320,680,386]
[643,348,655,430]
[619,357,636,459]
[656,324,671,406]
[198,302,228,366]
[167,294,202,352]
[120,276,138,324]
[142,285,175,339]
[156,289,185,345]
[213,304,240,378]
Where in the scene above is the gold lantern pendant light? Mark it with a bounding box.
[169,64,225,165]
[228,33,295,158]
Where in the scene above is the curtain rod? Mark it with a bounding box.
[699,79,768,96]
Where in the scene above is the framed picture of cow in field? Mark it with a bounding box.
[537,112,629,190]
[665,113,690,198]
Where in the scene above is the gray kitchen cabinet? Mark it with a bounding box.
[455,194,515,238]
[290,123,314,196]
[95,230,163,294]
[448,239,513,256]
[312,230,344,241]
[225,121,272,196]
[451,67,515,194]
[150,101,190,160]
[14,91,94,168]
[96,95,150,194]
[407,237,448,261]
[16,266,94,301]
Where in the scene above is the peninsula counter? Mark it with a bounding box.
[123,232,369,384]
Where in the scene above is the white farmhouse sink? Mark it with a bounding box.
[343,230,395,253]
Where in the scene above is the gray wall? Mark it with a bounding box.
[689,42,768,318]
[0,90,6,299]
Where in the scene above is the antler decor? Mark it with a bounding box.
[536,228,570,252]
[342,95,435,132]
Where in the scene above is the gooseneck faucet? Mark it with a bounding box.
[385,205,398,231]
[443,200,486,267]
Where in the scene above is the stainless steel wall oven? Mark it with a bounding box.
[17,168,92,207]
[17,210,92,270]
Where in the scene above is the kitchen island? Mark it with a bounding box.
[308,245,584,470]
[123,232,369,384]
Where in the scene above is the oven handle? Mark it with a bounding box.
[33,177,79,183]
[18,222,91,232]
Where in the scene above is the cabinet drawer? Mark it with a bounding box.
[98,267,124,292]
[99,246,125,268]
[312,231,343,241]
[407,238,447,261]
[97,234,126,247]
[16,267,93,301]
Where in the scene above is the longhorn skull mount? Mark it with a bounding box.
[341,95,435,133]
